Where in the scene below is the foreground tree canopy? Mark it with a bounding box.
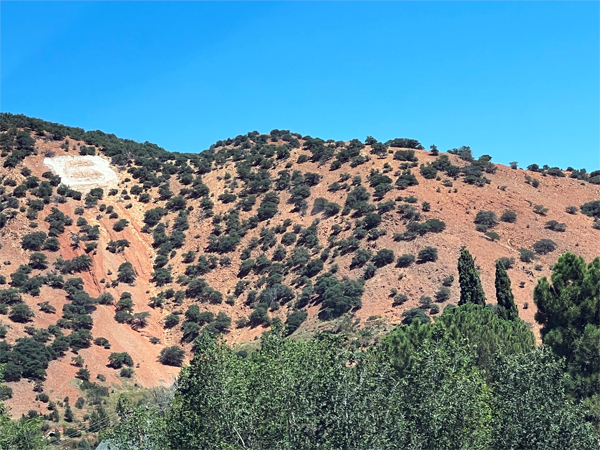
[104,303,597,450]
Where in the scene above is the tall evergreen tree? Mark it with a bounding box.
[495,260,518,321]
[534,252,600,399]
[458,248,486,306]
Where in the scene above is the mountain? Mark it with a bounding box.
[0,113,598,418]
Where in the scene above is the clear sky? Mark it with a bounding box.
[1,2,598,170]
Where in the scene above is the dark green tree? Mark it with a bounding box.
[495,260,518,321]
[458,248,486,306]
[117,262,137,284]
[534,252,600,399]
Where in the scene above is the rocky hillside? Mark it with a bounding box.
[0,113,598,418]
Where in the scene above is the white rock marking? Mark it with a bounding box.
[43,155,119,192]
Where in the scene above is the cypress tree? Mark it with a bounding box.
[495,260,518,321]
[64,404,74,422]
[458,248,486,306]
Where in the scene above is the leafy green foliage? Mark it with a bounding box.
[580,200,600,218]
[316,274,364,319]
[534,253,600,398]
[159,346,185,367]
[495,260,518,321]
[21,232,47,251]
[533,239,557,254]
[458,248,486,306]
[117,262,137,284]
[417,246,438,263]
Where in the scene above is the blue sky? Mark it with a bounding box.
[1,2,598,169]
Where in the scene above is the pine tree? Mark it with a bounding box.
[495,260,518,321]
[64,404,74,422]
[458,248,486,306]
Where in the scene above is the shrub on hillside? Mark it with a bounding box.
[117,262,137,284]
[401,308,431,325]
[496,257,515,270]
[519,248,536,263]
[544,220,566,232]
[159,346,185,367]
[417,247,438,263]
[474,211,498,230]
[533,239,557,255]
[21,232,47,251]
[580,200,600,218]
[107,352,134,369]
[372,249,394,267]
[500,210,517,223]
[396,254,415,268]
[9,303,34,323]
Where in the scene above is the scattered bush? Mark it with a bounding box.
[473,211,498,230]
[500,210,517,223]
[159,346,185,367]
[417,247,438,263]
[484,231,500,241]
[396,254,415,268]
[544,220,566,232]
[401,308,431,325]
[107,352,134,369]
[580,200,600,218]
[372,249,394,267]
[9,303,34,323]
[519,248,536,263]
[434,286,451,303]
[496,257,515,270]
[21,232,47,251]
[113,219,129,232]
[533,239,557,255]
[117,262,137,284]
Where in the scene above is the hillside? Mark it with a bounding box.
[0,113,598,420]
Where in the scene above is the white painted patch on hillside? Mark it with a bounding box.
[43,155,118,192]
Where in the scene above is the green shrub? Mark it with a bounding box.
[544,220,566,232]
[117,262,137,283]
[164,314,180,329]
[372,249,394,267]
[533,239,557,255]
[9,303,34,323]
[519,248,536,263]
[580,200,600,218]
[419,164,437,179]
[392,293,408,306]
[474,211,498,230]
[113,219,129,232]
[107,352,134,369]
[485,231,500,241]
[158,345,185,367]
[120,367,134,378]
[94,337,111,349]
[500,210,517,223]
[396,254,415,268]
[417,247,438,263]
[401,308,431,325]
[496,257,515,270]
[21,232,47,251]
[434,286,451,303]
[350,249,372,269]
[284,310,308,336]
